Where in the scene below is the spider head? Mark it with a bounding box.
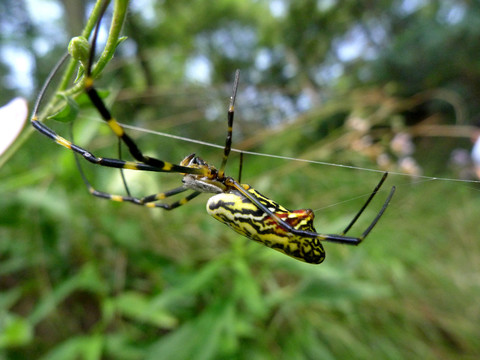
[180,153,226,194]
[180,153,207,167]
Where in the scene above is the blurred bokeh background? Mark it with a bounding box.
[1,0,479,359]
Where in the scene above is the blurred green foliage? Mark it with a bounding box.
[1,0,480,359]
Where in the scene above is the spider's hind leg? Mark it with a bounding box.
[341,172,391,236]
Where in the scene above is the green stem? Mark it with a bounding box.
[92,0,129,78]
[56,0,111,94]
[44,0,129,118]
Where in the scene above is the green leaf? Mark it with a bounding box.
[39,335,103,360]
[152,259,225,308]
[46,94,79,123]
[112,292,178,328]
[146,298,234,360]
[0,313,33,347]
[29,263,106,325]
[104,333,145,360]
[295,276,391,306]
[73,65,85,84]
[116,36,128,48]
[231,257,266,317]
[75,89,110,107]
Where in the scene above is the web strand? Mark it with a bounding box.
[104,119,480,185]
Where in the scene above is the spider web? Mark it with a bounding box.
[96,118,480,185]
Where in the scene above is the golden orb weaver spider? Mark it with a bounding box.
[31,0,395,264]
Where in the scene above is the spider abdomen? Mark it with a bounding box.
[207,188,326,264]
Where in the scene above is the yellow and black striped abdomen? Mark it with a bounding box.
[206,186,326,264]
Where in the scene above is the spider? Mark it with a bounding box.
[31,0,395,264]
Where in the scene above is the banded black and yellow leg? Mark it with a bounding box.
[90,186,201,210]
[217,70,240,179]
[29,44,206,177]
[74,151,201,209]
[141,188,201,210]
[32,119,204,174]
[82,10,204,175]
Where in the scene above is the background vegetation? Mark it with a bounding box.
[1,0,479,359]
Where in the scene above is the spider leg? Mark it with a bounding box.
[30,2,208,177]
[341,172,389,235]
[32,119,203,174]
[117,139,131,196]
[238,152,244,184]
[320,184,396,245]
[228,176,395,245]
[81,10,207,175]
[218,70,240,179]
[92,186,202,210]
[73,147,201,210]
